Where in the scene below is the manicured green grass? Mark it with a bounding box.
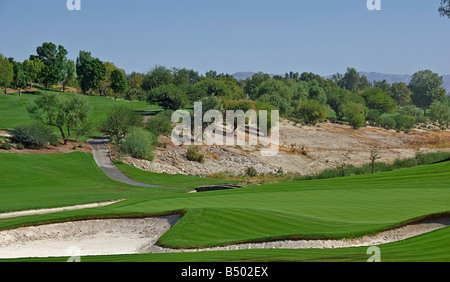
[0,152,178,214]
[1,152,450,251]
[0,90,160,142]
[5,226,450,262]
[1,151,449,262]
[0,152,236,215]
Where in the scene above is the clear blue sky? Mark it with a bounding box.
[0,0,449,76]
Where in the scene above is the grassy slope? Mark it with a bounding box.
[0,90,159,141]
[0,152,183,214]
[1,152,449,253]
[0,152,234,214]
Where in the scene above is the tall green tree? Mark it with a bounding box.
[439,0,450,18]
[0,54,14,94]
[341,102,369,130]
[173,68,199,86]
[142,65,174,91]
[430,98,450,127]
[12,61,28,95]
[409,70,446,115]
[341,67,361,93]
[36,42,68,89]
[373,80,393,97]
[360,87,397,114]
[244,72,271,98]
[27,93,92,145]
[110,69,128,100]
[23,58,44,89]
[147,84,189,111]
[391,82,412,106]
[358,75,372,91]
[60,59,76,92]
[326,86,365,121]
[127,72,144,90]
[98,105,143,143]
[76,51,106,94]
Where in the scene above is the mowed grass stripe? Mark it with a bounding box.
[1,152,450,251]
[9,226,450,262]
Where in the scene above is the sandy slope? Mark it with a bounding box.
[0,200,124,219]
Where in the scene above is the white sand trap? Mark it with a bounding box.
[0,216,180,259]
[0,216,449,259]
[0,200,125,219]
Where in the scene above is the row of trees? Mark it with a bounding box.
[0,43,128,99]
[1,42,450,135]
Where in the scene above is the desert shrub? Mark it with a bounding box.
[398,105,427,124]
[430,99,450,126]
[341,102,368,129]
[10,124,59,149]
[378,116,396,130]
[186,146,205,164]
[291,99,327,125]
[98,105,144,144]
[120,127,155,161]
[0,142,11,150]
[146,113,173,137]
[416,152,450,165]
[16,143,24,150]
[392,157,418,169]
[366,109,381,125]
[245,166,258,177]
[393,115,416,133]
[296,151,450,181]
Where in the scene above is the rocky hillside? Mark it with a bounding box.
[124,120,450,177]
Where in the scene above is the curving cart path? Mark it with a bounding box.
[87,137,169,188]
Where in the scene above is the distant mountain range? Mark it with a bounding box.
[232,71,450,94]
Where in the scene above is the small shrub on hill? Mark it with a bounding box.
[186,146,205,164]
[10,124,59,149]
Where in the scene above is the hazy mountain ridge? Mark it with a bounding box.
[232,71,450,94]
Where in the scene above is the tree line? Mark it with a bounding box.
[1,42,450,135]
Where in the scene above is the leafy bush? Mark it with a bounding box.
[378,116,396,130]
[146,113,173,137]
[120,127,155,161]
[245,166,258,177]
[393,115,416,132]
[296,151,450,181]
[366,109,381,125]
[430,99,450,126]
[341,102,368,129]
[98,105,144,144]
[360,87,397,114]
[186,146,205,164]
[147,84,189,111]
[0,142,11,150]
[10,124,59,149]
[398,105,427,124]
[291,99,327,125]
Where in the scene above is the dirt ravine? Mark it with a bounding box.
[1,216,449,259]
[124,120,450,177]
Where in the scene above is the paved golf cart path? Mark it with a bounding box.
[87,137,170,188]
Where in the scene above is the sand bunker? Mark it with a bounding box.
[0,216,180,259]
[0,200,125,219]
[1,216,449,259]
